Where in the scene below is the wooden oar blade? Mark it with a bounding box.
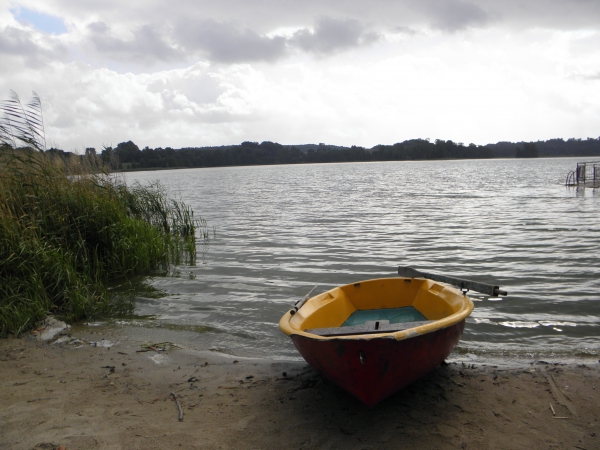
[398,266,507,297]
[397,266,423,278]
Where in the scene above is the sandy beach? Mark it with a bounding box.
[1,330,599,450]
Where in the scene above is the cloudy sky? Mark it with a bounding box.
[1,0,599,151]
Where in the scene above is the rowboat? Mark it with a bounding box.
[279,266,506,407]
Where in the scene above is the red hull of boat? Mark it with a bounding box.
[290,320,465,407]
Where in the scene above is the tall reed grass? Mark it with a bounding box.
[0,93,203,335]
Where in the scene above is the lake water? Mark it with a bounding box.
[100,158,600,361]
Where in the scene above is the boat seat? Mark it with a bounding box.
[306,319,434,337]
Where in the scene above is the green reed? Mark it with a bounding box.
[0,148,201,336]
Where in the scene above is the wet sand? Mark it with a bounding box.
[1,333,599,450]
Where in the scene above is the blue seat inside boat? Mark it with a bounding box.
[342,306,427,327]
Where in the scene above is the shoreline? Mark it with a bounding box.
[114,154,589,174]
[1,331,599,450]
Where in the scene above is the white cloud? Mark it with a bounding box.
[0,0,599,150]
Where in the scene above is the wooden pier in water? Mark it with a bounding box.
[565,161,600,188]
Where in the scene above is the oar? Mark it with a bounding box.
[398,266,507,297]
[290,285,318,315]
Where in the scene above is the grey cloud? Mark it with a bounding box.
[0,26,68,67]
[176,17,378,61]
[87,21,107,34]
[86,21,182,64]
[391,26,418,36]
[427,0,490,31]
[175,20,287,63]
[36,0,600,37]
[290,17,380,55]
[82,16,379,66]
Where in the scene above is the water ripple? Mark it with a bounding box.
[122,158,600,359]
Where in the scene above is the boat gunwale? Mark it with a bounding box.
[279,277,474,342]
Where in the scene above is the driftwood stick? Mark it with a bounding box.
[540,368,577,417]
[550,403,555,416]
[170,392,184,421]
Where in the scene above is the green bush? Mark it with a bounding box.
[0,146,201,336]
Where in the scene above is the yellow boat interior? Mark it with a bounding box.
[279,277,474,341]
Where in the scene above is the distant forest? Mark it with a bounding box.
[48,137,600,170]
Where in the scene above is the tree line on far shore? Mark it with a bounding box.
[45,137,600,171]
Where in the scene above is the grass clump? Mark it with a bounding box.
[0,92,203,336]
